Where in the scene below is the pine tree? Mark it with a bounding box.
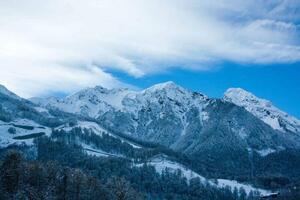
[0,151,23,197]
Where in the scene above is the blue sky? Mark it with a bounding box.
[0,0,299,118]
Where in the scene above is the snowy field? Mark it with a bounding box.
[136,155,271,196]
[0,119,51,147]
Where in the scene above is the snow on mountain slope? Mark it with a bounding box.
[81,143,125,158]
[55,121,141,157]
[216,179,269,195]
[136,154,208,182]
[30,82,300,150]
[31,81,208,118]
[139,81,208,115]
[31,87,137,118]
[136,155,270,195]
[30,82,210,145]
[56,121,107,134]
[256,148,276,157]
[0,85,22,100]
[0,119,51,147]
[57,121,142,149]
[224,88,300,133]
[84,148,124,157]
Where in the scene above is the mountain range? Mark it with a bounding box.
[1,82,300,197]
[30,81,300,151]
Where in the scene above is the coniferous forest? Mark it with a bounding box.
[0,128,299,200]
[0,140,252,200]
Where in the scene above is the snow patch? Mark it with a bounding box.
[216,179,269,195]
[34,106,50,114]
[256,148,276,157]
[201,111,209,121]
[81,143,124,158]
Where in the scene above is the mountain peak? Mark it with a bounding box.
[225,87,251,95]
[143,81,183,93]
[224,88,300,133]
[157,81,176,86]
[224,88,272,107]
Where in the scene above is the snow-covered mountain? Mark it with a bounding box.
[3,82,300,167]
[30,82,300,155]
[31,86,132,118]
[1,82,300,195]
[31,81,208,118]
[31,81,210,146]
[224,88,300,134]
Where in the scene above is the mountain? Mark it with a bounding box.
[31,81,210,146]
[2,82,300,197]
[0,84,53,124]
[0,85,80,147]
[31,82,300,159]
[33,82,300,179]
[224,88,300,134]
[0,85,22,100]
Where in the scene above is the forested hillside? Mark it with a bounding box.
[0,138,261,200]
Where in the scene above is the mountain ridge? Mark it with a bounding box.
[26,82,300,167]
[224,87,300,133]
[30,82,300,135]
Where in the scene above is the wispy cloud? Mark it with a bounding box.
[0,0,299,97]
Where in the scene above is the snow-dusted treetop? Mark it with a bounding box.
[224,88,300,133]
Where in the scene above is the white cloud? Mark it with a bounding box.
[0,61,126,98]
[0,0,299,97]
